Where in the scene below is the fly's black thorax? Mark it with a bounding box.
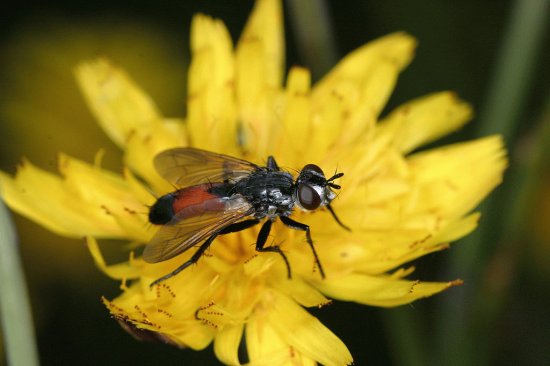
[227,170,295,219]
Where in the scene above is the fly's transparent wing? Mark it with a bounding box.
[154,147,260,188]
[143,196,253,263]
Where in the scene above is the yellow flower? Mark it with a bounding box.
[0,0,506,365]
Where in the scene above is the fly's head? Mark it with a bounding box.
[293,164,344,212]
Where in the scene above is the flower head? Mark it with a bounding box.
[0,0,506,365]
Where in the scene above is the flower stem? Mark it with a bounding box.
[0,200,40,366]
[285,0,339,80]
[435,0,549,364]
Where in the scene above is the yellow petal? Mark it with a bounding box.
[214,323,244,366]
[57,153,150,241]
[436,212,480,242]
[336,136,506,240]
[103,294,215,350]
[246,350,317,366]
[340,214,479,275]
[272,276,330,308]
[307,72,355,161]
[187,14,238,154]
[238,0,284,90]
[87,236,140,280]
[312,32,416,146]
[246,317,290,365]
[407,135,507,219]
[267,292,353,366]
[75,59,161,148]
[123,118,185,193]
[122,167,156,208]
[246,312,317,366]
[279,67,311,164]
[365,213,479,273]
[236,0,284,156]
[171,324,216,350]
[377,92,473,153]
[315,272,462,307]
[0,158,125,238]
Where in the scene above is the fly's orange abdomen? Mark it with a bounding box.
[172,184,225,218]
[149,183,224,225]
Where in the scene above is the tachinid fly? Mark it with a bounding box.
[145,147,349,287]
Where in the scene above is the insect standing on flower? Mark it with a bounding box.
[144,147,349,287]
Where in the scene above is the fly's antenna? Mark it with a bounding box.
[327,172,344,182]
[327,172,344,189]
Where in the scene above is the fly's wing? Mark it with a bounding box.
[143,196,254,263]
[154,147,260,188]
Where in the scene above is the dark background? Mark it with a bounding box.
[1,1,549,365]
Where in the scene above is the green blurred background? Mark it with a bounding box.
[1,0,549,365]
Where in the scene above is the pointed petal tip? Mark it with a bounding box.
[449,279,464,287]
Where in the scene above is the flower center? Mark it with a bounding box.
[210,228,260,265]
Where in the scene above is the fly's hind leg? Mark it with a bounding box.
[279,216,325,279]
[255,219,291,278]
[149,233,217,288]
[149,219,261,288]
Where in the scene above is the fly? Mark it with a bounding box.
[145,147,349,287]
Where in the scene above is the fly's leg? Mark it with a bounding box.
[279,216,325,279]
[255,219,291,278]
[326,203,351,231]
[218,219,261,234]
[149,219,261,288]
[149,233,217,288]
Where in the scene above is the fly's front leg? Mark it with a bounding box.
[149,219,261,288]
[255,219,291,278]
[326,203,351,231]
[279,216,325,279]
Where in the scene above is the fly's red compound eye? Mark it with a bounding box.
[297,183,322,210]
